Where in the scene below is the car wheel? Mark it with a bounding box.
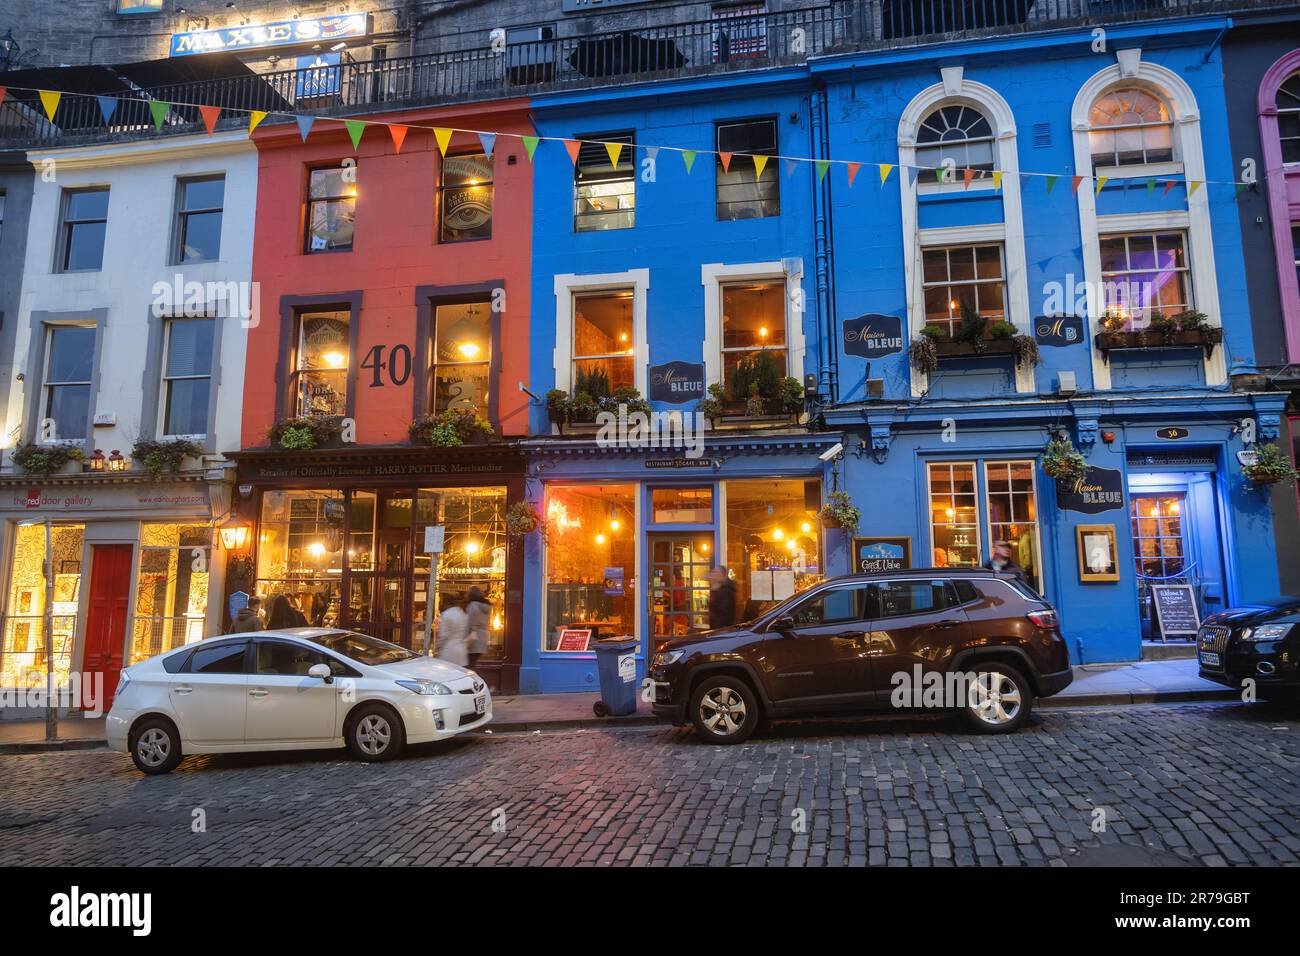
[130,718,182,775]
[960,664,1033,734]
[689,676,759,744]
[347,704,405,762]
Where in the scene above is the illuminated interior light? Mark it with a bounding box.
[457,341,482,359]
[323,351,346,368]
[772,528,784,541]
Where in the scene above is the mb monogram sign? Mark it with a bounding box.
[1055,466,1125,515]
[1034,314,1085,347]
[843,314,904,359]
[648,361,705,404]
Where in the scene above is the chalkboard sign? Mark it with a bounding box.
[648,361,705,404]
[853,537,911,573]
[843,313,905,359]
[1055,466,1125,514]
[1033,314,1085,347]
[1150,584,1201,640]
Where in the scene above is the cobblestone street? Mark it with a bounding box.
[1,702,1298,867]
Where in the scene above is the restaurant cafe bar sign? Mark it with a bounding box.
[170,14,369,57]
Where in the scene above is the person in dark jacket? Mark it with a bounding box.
[983,540,1030,587]
[228,596,264,633]
[708,566,738,630]
[267,594,309,629]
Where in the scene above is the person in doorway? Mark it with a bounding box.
[435,592,470,667]
[708,565,738,630]
[984,540,1029,586]
[464,586,491,671]
[267,594,309,629]
[228,595,264,633]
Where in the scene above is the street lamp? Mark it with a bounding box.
[218,517,251,550]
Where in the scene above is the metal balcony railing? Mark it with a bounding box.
[0,0,1286,148]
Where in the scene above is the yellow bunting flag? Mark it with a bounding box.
[1094,176,1108,196]
[753,154,768,179]
[248,110,267,134]
[434,127,453,156]
[879,163,894,186]
[992,171,1003,190]
[1188,180,1203,197]
[389,124,408,153]
[39,90,61,122]
[604,141,624,168]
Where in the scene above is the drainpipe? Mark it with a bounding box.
[810,81,838,404]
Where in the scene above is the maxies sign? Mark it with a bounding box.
[170,15,369,58]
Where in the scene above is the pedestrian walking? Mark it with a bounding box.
[983,540,1030,587]
[708,565,738,630]
[228,595,264,633]
[464,586,491,671]
[267,594,309,629]
[435,592,470,667]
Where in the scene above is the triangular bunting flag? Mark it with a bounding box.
[1235,182,1249,198]
[753,154,768,180]
[681,150,696,174]
[934,167,945,184]
[478,132,497,158]
[1094,176,1109,196]
[1045,175,1058,194]
[0,87,7,109]
[785,159,798,178]
[434,127,453,156]
[645,145,659,162]
[604,141,624,168]
[249,110,267,134]
[718,151,733,172]
[96,95,117,125]
[39,90,61,122]
[199,105,221,135]
[963,167,976,189]
[846,162,861,187]
[563,140,581,165]
[345,119,365,151]
[1188,180,1202,197]
[1146,178,1156,196]
[1163,180,1177,196]
[1071,176,1084,195]
[521,136,540,161]
[296,114,315,142]
[992,171,1003,191]
[907,166,921,186]
[389,124,408,153]
[148,99,169,131]
[815,159,830,183]
[879,163,894,186]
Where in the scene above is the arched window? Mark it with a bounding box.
[1277,72,1300,164]
[915,104,995,173]
[1088,88,1173,168]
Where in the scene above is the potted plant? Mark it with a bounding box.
[409,409,496,447]
[818,490,860,534]
[267,416,342,451]
[505,499,547,539]
[131,439,204,479]
[1011,334,1041,369]
[1095,309,1223,361]
[910,333,940,375]
[721,352,798,418]
[1242,442,1298,486]
[697,383,726,424]
[599,385,652,416]
[1042,436,1088,484]
[779,376,805,414]
[11,443,85,476]
[545,389,569,429]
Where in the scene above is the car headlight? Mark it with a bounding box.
[395,679,453,695]
[1240,623,1294,642]
[651,650,683,668]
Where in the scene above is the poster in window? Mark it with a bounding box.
[1075,524,1119,582]
[603,567,625,597]
[555,628,592,651]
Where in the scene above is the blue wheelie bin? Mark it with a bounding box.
[592,636,639,717]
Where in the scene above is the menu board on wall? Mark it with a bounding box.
[555,629,593,651]
[1151,584,1201,640]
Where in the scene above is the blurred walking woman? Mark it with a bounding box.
[464,586,491,670]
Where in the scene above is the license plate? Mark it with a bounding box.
[1199,651,1221,667]
[474,694,486,715]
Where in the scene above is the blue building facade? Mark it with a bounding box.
[520,13,1289,693]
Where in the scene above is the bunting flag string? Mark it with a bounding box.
[0,84,1259,196]
[563,139,581,165]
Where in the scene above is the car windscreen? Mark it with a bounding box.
[307,631,419,666]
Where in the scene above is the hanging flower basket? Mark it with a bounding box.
[505,500,546,539]
[1042,436,1088,484]
[1242,442,1298,487]
[818,490,860,535]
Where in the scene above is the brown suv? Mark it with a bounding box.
[650,569,1073,743]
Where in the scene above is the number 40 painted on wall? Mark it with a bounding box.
[360,344,413,388]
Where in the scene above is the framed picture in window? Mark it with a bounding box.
[1076,524,1119,582]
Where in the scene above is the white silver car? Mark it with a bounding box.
[106,628,492,774]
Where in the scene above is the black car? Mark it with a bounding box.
[1197,597,1300,698]
[650,568,1074,743]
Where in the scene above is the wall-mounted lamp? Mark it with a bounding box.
[218,517,251,551]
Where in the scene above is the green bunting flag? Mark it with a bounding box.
[682,150,696,174]
[815,159,830,182]
[1045,175,1058,194]
[1146,178,1156,196]
[1235,182,1249,198]
[521,135,540,161]
[149,99,169,131]
[345,120,365,150]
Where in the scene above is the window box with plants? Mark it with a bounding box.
[409,408,497,447]
[1094,310,1223,362]
[545,370,652,434]
[10,443,86,476]
[266,416,344,451]
[909,307,1040,376]
[698,351,804,424]
[131,439,204,479]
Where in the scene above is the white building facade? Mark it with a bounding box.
[0,130,256,715]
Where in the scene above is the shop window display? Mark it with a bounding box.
[928,463,981,567]
[416,488,507,658]
[723,479,822,622]
[129,524,211,663]
[1,524,84,688]
[544,484,636,650]
[256,490,344,630]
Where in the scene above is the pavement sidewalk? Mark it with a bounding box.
[0,658,1237,753]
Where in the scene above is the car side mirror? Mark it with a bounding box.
[307,663,333,683]
[771,616,795,634]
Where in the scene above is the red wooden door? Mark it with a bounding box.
[84,544,133,711]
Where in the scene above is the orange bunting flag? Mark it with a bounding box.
[564,140,581,165]
[0,87,8,109]
[878,163,894,185]
[846,162,861,187]
[1163,179,1177,196]
[199,105,221,135]
[434,128,453,156]
[604,141,624,168]
[753,154,768,179]
[389,124,409,153]
[1071,176,1084,195]
[248,110,267,134]
[39,90,61,122]
[963,167,975,189]
[718,151,733,172]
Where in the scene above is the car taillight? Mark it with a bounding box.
[1027,609,1058,629]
